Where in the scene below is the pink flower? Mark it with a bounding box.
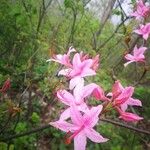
[124,45,147,67]
[107,81,142,122]
[50,105,108,150]
[110,81,142,112]
[58,53,96,87]
[47,47,76,67]
[134,23,150,40]
[57,81,107,120]
[58,53,96,77]
[117,107,143,122]
[131,0,150,20]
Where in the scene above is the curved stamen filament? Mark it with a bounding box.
[64,125,84,145]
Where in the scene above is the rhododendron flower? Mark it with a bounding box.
[57,81,107,120]
[58,53,96,87]
[47,47,76,67]
[107,81,142,122]
[131,0,150,20]
[124,45,147,67]
[134,23,150,40]
[58,53,96,77]
[116,107,143,122]
[50,105,108,150]
[110,80,142,111]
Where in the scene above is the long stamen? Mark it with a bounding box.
[64,126,84,145]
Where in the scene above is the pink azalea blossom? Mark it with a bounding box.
[134,23,150,40]
[131,0,150,20]
[124,45,147,67]
[116,107,143,122]
[57,81,107,120]
[110,80,142,112]
[58,53,96,87]
[47,47,76,67]
[58,53,96,77]
[50,105,108,150]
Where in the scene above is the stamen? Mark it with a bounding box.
[64,126,84,145]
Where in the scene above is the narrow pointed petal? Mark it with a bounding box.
[81,68,96,77]
[82,83,105,100]
[84,105,103,127]
[127,98,142,106]
[58,68,72,76]
[57,90,74,106]
[50,120,77,132]
[74,132,87,150]
[69,77,84,90]
[85,128,108,143]
[70,105,83,125]
[59,108,71,121]
[119,112,143,122]
[124,61,135,67]
[120,103,128,112]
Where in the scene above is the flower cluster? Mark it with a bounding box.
[48,46,143,149]
[124,0,150,66]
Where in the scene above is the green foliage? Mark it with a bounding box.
[0,142,14,150]
[31,112,40,123]
[0,0,149,149]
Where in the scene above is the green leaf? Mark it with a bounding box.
[31,112,40,123]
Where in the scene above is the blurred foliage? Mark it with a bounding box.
[0,0,150,150]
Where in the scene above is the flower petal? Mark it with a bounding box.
[70,105,83,125]
[83,105,103,127]
[74,131,87,150]
[57,90,74,106]
[50,120,77,132]
[85,128,108,143]
[59,108,71,121]
[69,77,84,90]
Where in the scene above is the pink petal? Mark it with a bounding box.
[125,54,135,61]
[84,105,103,127]
[85,128,108,143]
[69,77,84,90]
[58,68,72,76]
[59,108,71,121]
[115,87,134,105]
[72,53,82,69]
[112,80,124,98]
[134,29,142,35]
[81,68,96,77]
[70,105,83,125]
[120,103,128,112]
[119,112,143,122]
[124,60,135,67]
[50,120,77,132]
[127,98,142,107]
[133,46,147,57]
[143,33,149,40]
[82,83,106,101]
[74,131,87,150]
[57,90,74,106]
[73,79,84,104]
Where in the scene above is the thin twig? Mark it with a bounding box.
[100,118,150,135]
[2,124,51,142]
